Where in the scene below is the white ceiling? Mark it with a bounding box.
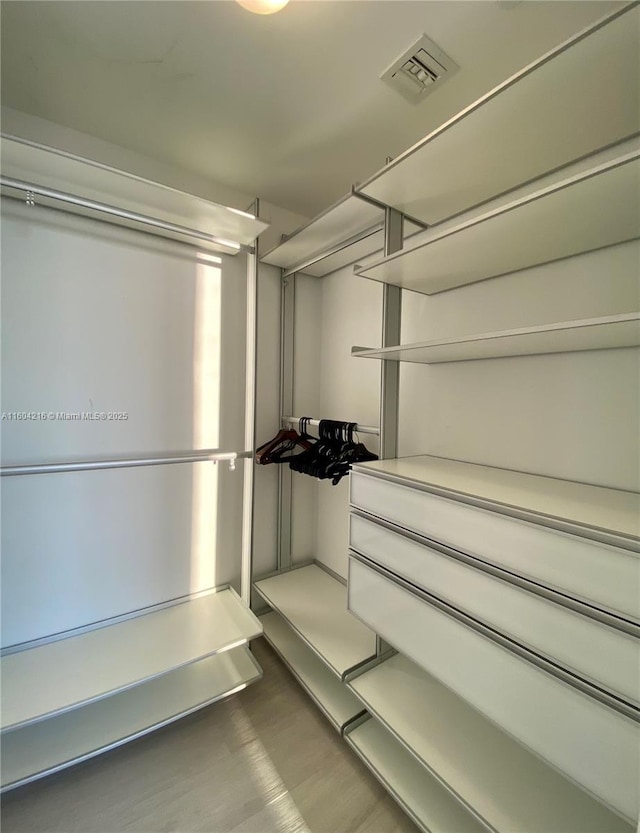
[0,0,626,217]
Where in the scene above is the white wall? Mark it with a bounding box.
[1,199,249,646]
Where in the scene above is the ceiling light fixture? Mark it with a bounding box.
[234,0,290,14]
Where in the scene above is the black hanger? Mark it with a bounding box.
[255,418,314,465]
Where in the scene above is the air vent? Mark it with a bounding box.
[381,34,458,104]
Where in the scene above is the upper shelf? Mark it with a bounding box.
[261,193,384,277]
[352,313,640,365]
[355,4,639,226]
[1,588,262,731]
[261,192,423,278]
[355,147,640,294]
[0,136,269,255]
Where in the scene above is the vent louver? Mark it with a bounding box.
[381,34,458,104]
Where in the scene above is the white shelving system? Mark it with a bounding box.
[261,191,423,278]
[355,146,640,295]
[344,718,486,833]
[2,647,262,792]
[1,137,267,790]
[1,135,268,254]
[347,654,633,833]
[254,565,377,733]
[352,313,640,364]
[354,5,639,227]
[256,4,640,831]
[260,611,365,732]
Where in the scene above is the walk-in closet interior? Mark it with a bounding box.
[1,1,639,831]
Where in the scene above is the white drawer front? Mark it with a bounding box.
[348,556,639,823]
[350,514,639,704]
[350,472,639,620]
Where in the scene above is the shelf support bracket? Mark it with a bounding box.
[277,271,296,572]
[379,206,403,461]
[377,205,404,657]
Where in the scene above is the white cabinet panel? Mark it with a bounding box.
[350,471,639,620]
[350,514,638,704]
[348,557,639,824]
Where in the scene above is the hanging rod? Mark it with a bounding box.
[0,449,251,477]
[0,176,252,254]
[282,416,380,436]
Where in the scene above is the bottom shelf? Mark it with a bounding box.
[1,646,262,792]
[260,610,365,733]
[345,717,484,833]
[349,653,633,833]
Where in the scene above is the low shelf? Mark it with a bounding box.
[345,716,485,833]
[348,653,633,833]
[1,646,261,792]
[253,564,377,679]
[1,588,263,731]
[260,611,365,733]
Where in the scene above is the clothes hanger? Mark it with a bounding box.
[255,418,314,465]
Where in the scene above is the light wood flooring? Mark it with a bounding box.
[1,638,417,833]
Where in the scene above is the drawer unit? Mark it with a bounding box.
[350,469,639,621]
[350,513,639,704]
[348,555,639,824]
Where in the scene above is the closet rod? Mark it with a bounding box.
[1,450,251,477]
[282,416,380,436]
[0,176,252,254]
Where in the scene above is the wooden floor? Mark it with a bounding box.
[1,639,417,833]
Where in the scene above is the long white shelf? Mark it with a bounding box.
[261,193,384,275]
[349,654,633,833]
[1,588,263,731]
[253,564,377,679]
[351,313,640,365]
[261,192,423,278]
[355,150,640,295]
[353,456,640,545]
[355,4,639,226]
[1,646,261,792]
[345,717,485,833]
[260,610,364,733]
[1,135,268,254]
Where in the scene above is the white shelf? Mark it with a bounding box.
[349,654,633,833]
[356,5,639,226]
[260,610,364,733]
[261,193,384,275]
[1,135,268,254]
[1,588,263,731]
[253,565,377,678]
[352,313,640,365]
[355,150,640,294]
[345,717,485,833]
[1,646,261,792]
[353,456,640,545]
